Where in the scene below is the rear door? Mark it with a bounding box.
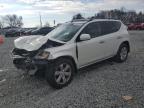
[76,21,121,67]
[98,21,121,57]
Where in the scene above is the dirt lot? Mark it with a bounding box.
[0,31,144,108]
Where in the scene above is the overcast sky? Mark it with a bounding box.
[0,0,144,27]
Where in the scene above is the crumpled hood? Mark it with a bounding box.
[14,35,48,51]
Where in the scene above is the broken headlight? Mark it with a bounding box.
[35,51,50,59]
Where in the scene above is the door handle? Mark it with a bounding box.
[117,36,123,39]
[99,40,105,44]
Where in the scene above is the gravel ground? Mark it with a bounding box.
[0,31,144,108]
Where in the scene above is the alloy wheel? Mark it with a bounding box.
[54,63,72,85]
[120,47,128,61]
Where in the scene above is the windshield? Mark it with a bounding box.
[46,23,83,42]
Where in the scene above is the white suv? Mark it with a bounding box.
[12,19,130,89]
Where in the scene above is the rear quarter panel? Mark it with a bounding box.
[114,24,130,54]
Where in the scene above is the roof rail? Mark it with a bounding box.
[88,17,96,21]
[71,19,89,22]
[72,17,97,22]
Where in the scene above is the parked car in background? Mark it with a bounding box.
[5,28,23,37]
[141,23,144,30]
[1,27,10,36]
[5,28,19,37]
[23,28,36,36]
[30,28,40,35]
[134,23,142,30]
[128,23,136,30]
[16,28,26,36]
[4,26,53,37]
[31,27,53,35]
[128,23,144,30]
[12,19,130,89]
[0,29,2,35]
[0,35,4,44]
[5,28,28,37]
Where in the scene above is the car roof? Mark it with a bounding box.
[73,18,120,21]
[71,19,121,25]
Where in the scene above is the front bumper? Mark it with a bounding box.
[12,55,51,75]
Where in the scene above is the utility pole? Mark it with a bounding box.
[54,20,55,26]
[39,12,42,27]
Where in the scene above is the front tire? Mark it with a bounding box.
[113,44,129,63]
[45,58,75,89]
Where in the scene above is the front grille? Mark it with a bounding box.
[13,48,27,55]
[12,47,38,57]
[12,48,31,57]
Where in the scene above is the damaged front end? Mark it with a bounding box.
[12,48,38,75]
[12,38,64,75]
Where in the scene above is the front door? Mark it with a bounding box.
[76,22,106,67]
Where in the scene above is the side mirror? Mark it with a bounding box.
[80,34,91,41]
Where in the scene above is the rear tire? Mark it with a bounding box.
[45,58,75,89]
[113,44,129,63]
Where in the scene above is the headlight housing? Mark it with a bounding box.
[35,51,50,59]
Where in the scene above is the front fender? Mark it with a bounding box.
[45,43,79,68]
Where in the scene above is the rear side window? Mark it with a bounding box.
[99,21,121,35]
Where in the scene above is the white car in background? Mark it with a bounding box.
[12,19,130,89]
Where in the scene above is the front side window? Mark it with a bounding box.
[80,22,101,38]
[46,23,83,42]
